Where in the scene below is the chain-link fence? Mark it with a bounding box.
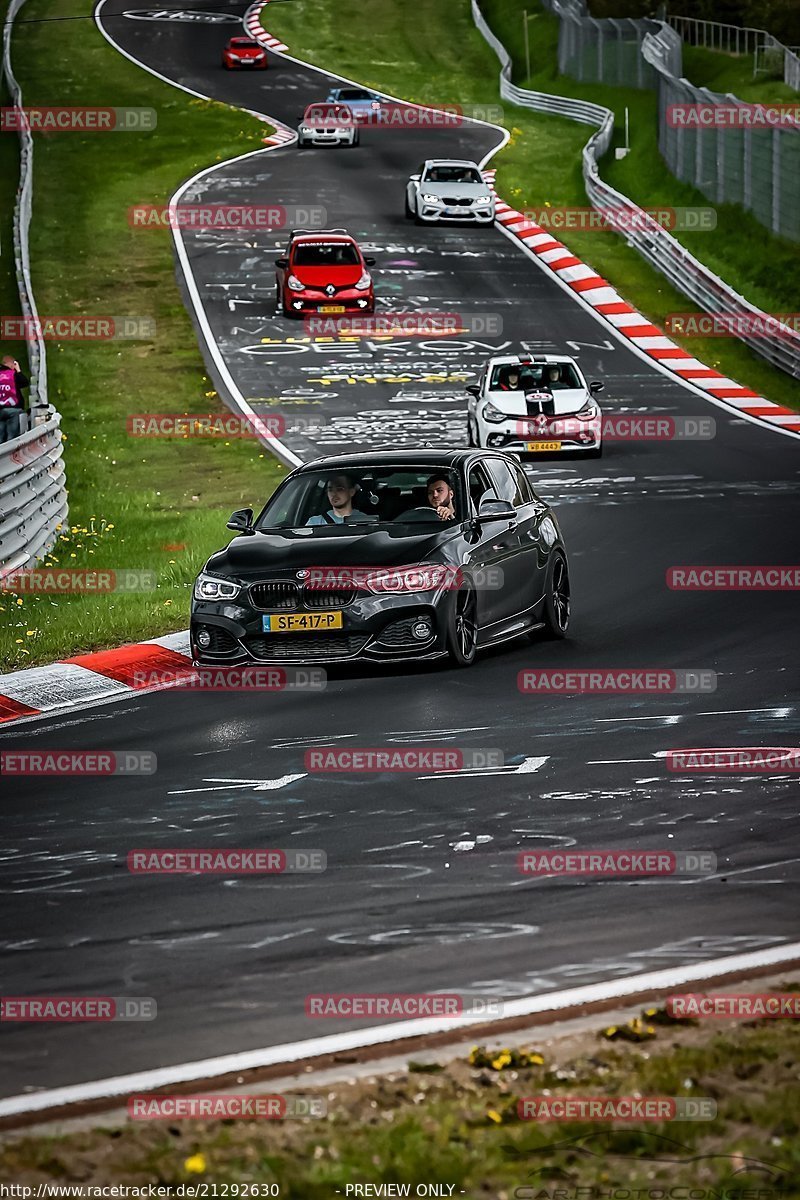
[643,28,800,244]
[545,0,800,243]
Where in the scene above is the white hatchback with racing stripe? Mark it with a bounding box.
[466,354,604,458]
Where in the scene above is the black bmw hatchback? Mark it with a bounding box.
[191,450,571,668]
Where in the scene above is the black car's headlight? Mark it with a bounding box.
[194,573,241,601]
[482,400,507,424]
[364,564,458,594]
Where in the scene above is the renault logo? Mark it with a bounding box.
[325,284,335,296]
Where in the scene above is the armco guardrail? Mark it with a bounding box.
[1,0,67,568]
[0,416,67,571]
[472,0,800,382]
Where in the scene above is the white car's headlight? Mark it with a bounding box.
[354,270,372,290]
[287,274,304,291]
[474,194,493,204]
[194,573,241,602]
[421,193,441,204]
[483,401,507,424]
[576,401,600,421]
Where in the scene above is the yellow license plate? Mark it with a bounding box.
[526,441,562,452]
[263,612,343,633]
[319,305,345,313]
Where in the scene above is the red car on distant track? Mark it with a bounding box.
[275,229,375,318]
[222,37,268,70]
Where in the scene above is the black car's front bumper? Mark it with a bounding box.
[191,590,450,666]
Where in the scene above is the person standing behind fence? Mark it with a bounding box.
[0,356,30,442]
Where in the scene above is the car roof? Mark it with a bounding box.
[292,449,514,473]
[488,353,580,367]
[423,158,480,168]
[289,231,356,244]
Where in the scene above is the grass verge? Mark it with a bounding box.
[0,0,284,673]
[1,994,798,1191]
[263,0,800,414]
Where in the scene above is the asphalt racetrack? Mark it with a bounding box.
[1,3,798,1098]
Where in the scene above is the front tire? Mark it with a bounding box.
[537,551,570,640]
[446,582,478,667]
[467,416,478,447]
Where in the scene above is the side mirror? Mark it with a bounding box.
[275,257,289,269]
[478,498,517,522]
[227,507,255,535]
[465,383,480,397]
[589,380,604,394]
[364,256,376,266]
[409,174,421,182]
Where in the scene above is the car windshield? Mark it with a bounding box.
[489,361,582,390]
[255,466,464,530]
[230,38,258,46]
[305,104,351,122]
[424,165,482,184]
[291,242,360,266]
[336,89,373,101]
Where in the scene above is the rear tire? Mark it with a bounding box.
[446,583,478,667]
[536,551,570,640]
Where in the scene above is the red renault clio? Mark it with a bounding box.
[275,229,375,318]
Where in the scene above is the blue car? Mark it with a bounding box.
[325,86,383,123]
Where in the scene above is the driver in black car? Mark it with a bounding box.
[426,474,456,522]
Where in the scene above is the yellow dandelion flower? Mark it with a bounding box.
[184,1154,206,1174]
[486,1109,502,1124]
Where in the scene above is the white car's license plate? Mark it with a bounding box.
[527,441,562,452]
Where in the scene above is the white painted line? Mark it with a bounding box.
[2,942,798,1119]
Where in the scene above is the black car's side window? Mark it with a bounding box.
[485,458,525,506]
[513,464,534,504]
[468,463,496,515]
